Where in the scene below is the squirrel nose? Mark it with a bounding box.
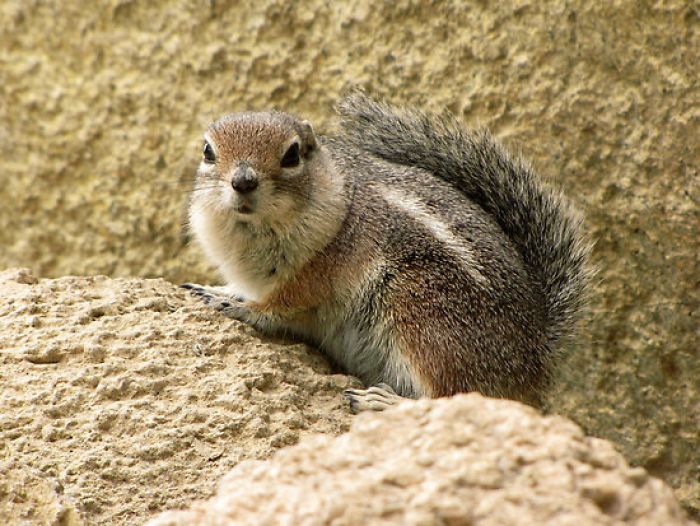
[231,164,258,194]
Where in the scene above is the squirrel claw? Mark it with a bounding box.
[180,283,207,296]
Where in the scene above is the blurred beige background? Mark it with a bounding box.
[1,0,698,517]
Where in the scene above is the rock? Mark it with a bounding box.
[0,271,357,525]
[0,463,83,526]
[147,394,691,526]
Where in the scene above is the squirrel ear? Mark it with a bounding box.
[298,120,317,156]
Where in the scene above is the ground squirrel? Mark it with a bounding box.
[183,93,591,411]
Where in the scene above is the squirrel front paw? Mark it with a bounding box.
[181,283,281,336]
[181,283,246,314]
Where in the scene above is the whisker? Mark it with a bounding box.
[163,186,223,196]
[187,188,223,193]
[153,180,198,186]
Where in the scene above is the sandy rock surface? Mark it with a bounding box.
[0,464,82,526]
[149,394,690,526]
[0,269,357,525]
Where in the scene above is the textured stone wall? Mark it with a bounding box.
[1,0,698,517]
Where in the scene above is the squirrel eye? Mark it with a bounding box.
[203,141,216,164]
[280,142,300,168]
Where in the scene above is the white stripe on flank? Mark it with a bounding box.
[378,185,488,285]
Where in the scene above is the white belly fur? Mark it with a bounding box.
[190,207,278,301]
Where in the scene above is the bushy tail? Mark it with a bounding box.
[337,93,592,346]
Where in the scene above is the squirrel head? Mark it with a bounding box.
[194,111,319,224]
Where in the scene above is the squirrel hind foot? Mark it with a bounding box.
[344,383,405,413]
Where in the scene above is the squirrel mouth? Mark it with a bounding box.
[235,203,254,214]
